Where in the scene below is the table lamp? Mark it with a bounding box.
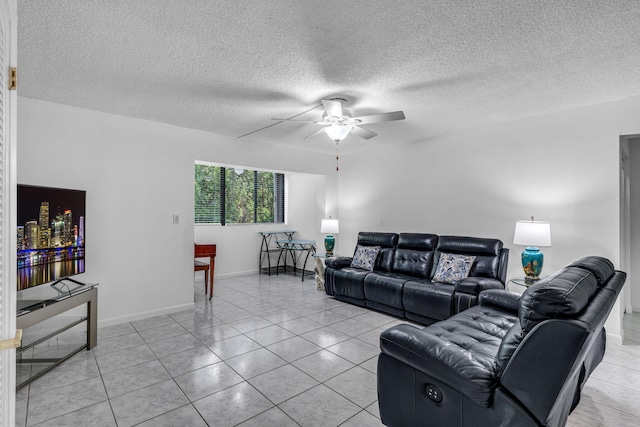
[513,217,552,284]
[321,218,339,256]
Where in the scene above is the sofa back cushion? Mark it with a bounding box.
[391,233,438,279]
[436,236,504,279]
[567,256,615,286]
[519,267,598,333]
[356,232,399,272]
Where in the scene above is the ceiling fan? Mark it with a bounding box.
[272,98,405,143]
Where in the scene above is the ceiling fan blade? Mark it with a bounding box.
[303,128,327,140]
[322,99,344,118]
[352,111,405,125]
[271,118,324,124]
[350,126,377,140]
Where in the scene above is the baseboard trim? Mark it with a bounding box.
[199,268,315,279]
[216,269,259,278]
[607,331,623,346]
[98,302,196,328]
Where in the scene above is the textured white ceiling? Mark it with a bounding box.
[17,0,640,154]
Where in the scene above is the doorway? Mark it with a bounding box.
[620,135,640,340]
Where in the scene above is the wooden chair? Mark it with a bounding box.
[194,260,209,295]
[194,243,216,299]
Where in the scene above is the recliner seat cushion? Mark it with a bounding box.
[380,305,518,407]
[364,272,408,309]
[519,267,598,333]
[403,281,454,321]
[333,268,370,300]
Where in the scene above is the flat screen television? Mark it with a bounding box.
[17,184,86,291]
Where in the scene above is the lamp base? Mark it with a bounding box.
[522,246,544,284]
[324,234,335,257]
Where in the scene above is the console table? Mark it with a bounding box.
[16,281,98,390]
[258,230,296,275]
[276,239,316,281]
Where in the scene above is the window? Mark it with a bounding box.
[195,163,285,225]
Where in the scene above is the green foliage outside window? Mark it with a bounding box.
[195,164,284,225]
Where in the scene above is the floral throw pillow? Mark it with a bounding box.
[350,245,381,271]
[433,253,476,284]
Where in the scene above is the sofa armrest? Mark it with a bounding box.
[455,277,505,294]
[380,323,499,407]
[479,289,520,313]
[325,257,352,269]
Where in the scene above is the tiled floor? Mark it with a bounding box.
[14,273,640,426]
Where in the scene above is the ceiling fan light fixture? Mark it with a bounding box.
[324,123,352,142]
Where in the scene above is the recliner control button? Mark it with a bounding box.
[426,384,443,402]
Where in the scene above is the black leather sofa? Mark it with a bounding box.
[324,232,509,325]
[377,256,626,427]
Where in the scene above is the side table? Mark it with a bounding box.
[313,254,340,291]
[507,277,537,293]
[276,239,316,281]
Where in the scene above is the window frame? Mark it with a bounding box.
[195,162,285,226]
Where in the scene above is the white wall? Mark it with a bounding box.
[18,97,336,326]
[339,95,640,340]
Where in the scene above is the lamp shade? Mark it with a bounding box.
[513,220,551,247]
[321,219,339,234]
[324,124,352,142]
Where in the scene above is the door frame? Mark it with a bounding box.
[0,0,18,425]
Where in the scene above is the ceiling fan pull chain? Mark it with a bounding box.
[336,142,339,171]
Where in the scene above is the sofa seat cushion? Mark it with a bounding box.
[403,281,455,321]
[364,272,408,309]
[333,268,371,300]
[381,305,518,407]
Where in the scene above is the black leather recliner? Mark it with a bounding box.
[325,232,509,325]
[377,256,626,427]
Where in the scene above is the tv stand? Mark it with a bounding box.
[51,277,87,287]
[16,283,98,390]
[50,277,87,295]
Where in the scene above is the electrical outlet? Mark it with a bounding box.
[173,214,180,224]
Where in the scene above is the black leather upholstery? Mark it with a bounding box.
[392,233,438,279]
[333,268,369,300]
[519,267,598,333]
[567,255,615,285]
[381,306,518,407]
[403,281,454,322]
[377,256,627,427]
[325,232,508,325]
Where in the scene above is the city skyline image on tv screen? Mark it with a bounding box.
[17,185,86,290]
